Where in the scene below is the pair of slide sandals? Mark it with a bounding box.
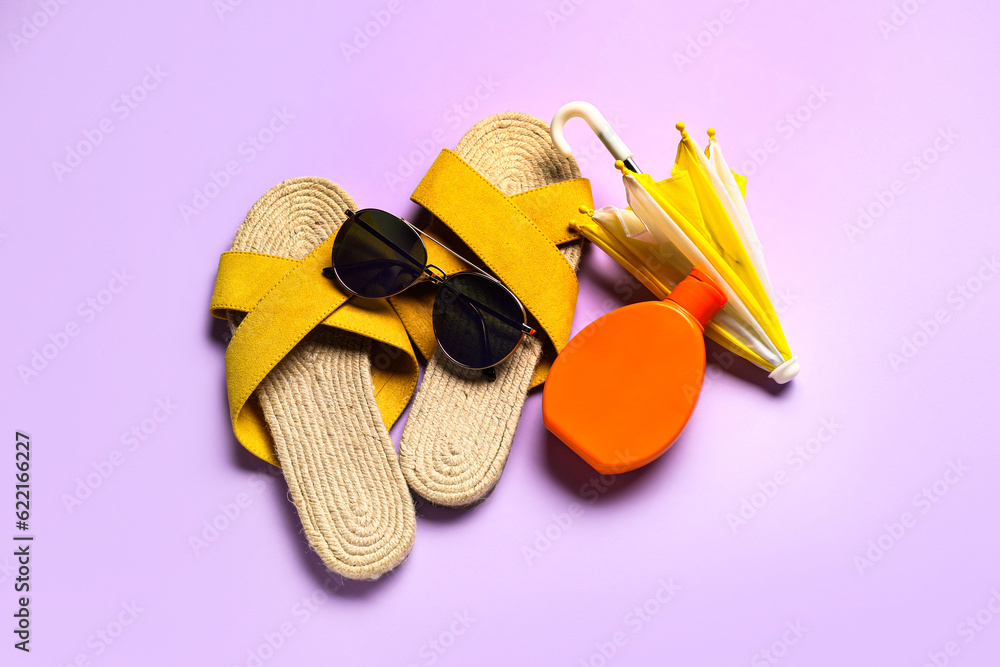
[210,113,593,579]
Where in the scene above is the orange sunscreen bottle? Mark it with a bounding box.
[543,269,727,474]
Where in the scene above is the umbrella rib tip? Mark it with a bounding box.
[675,121,689,139]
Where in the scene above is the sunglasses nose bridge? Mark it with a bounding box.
[424,263,447,284]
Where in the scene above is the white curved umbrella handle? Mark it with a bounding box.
[550,101,634,162]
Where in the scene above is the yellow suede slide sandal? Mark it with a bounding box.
[391,113,594,507]
[209,178,418,580]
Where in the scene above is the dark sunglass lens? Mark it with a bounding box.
[331,209,427,298]
[432,273,525,369]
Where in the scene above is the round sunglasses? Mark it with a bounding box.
[322,208,536,371]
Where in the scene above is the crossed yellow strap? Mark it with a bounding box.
[210,151,593,464]
[394,149,593,388]
[209,236,418,466]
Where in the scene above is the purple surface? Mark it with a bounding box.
[2,1,999,665]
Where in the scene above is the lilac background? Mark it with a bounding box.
[2,0,999,665]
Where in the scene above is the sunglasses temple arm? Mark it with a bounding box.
[464,300,496,363]
[439,282,535,336]
[354,217,530,337]
[406,221,493,277]
[405,222,534,336]
[334,257,419,274]
[351,214,427,270]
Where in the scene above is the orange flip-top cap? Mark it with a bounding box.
[665,268,727,328]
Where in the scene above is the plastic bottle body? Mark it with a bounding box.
[543,270,726,474]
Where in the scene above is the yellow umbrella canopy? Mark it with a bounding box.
[550,102,798,382]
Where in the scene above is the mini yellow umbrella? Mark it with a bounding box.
[550,102,799,382]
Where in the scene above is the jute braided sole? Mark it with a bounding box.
[399,113,583,508]
[227,178,415,580]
